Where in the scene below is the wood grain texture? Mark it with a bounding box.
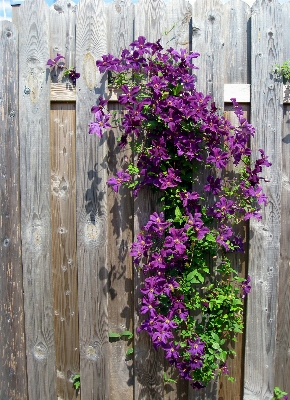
[164,0,192,52]
[50,4,79,399]
[218,105,250,400]
[106,103,134,400]
[274,2,290,395]
[50,83,76,102]
[0,20,28,400]
[189,0,225,110]
[134,0,167,44]
[244,1,283,399]
[18,1,57,399]
[51,103,78,400]
[106,0,134,58]
[134,189,164,400]
[76,0,109,398]
[223,0,251,85]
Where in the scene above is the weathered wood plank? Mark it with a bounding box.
[218,105,250,400]
[189,0,225,110]
[133,2,169,399]
[49,3,79,399]
[274,2,290,395]
[134,189,164,400]
[224,84,251,103]
[223,0,251,84]
[50,83,76,102]
[106,103,134,400]
[134,0,167,44]
[0,20,28,400]
[105,4,135,399]
[18,1,57,399]
[76,0,109,398]
[164,0,192,52]
[50,103,78,400]
[244,1,283,399]
[106,0,134,58]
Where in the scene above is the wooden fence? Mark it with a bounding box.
[0,0,289,399]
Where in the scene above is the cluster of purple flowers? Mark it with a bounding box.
[91,37,271,388]
[46,53,80,85]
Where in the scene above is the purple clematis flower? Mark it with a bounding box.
[241,275,251,298]
[88,110,111,137]
[107,170,131,192]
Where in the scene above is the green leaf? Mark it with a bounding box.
[121,331,133,339]
[164,372,177,383]
[126,347,134,356]
[109,332,121,338]
[175,206,182,219]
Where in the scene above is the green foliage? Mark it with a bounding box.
[72,374,80,391]
[272,386,288,400]
[273,61,290,83]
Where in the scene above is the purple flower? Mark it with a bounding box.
[164,342,180,361]
[179,191,199,208]
[157,168,181,190]
[68,68,80,85]
[220,363,229,375]
[207,147,229,169]
[144,212,171,236]
[89,111,111,137]
[118,85,140,104]
[185,213,210,240]
[107,170,131,192]
[47,53,65,67]
[209,197,235,220]
[188,337,205,356]
[91,97,108,113]
[204,175,222,195]
[241,275,251,298]
[164,228,188,255]
[140,296,159,317]
[216,225,233,251]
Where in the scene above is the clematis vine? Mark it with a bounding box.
[90,36,271,389]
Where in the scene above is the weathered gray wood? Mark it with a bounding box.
[105,4,135,399]
[132,2,170,399]
[134,0,167,43]
[106,102,134,400]
[50,103,78,400]
[0,20,28,400]
[49,3,79,399]
[18,1,57,399]
[106,0,134,58]
[223,0,251,84]
[244,1,283,399]
[76,0,109,398]
[164,0,192,51]
[189,0,225,110]
[134,189,164,400]
[274,2,290,395]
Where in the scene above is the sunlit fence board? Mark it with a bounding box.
[18,0,57,399]
[245,1,283,399]
[0,20,28,400]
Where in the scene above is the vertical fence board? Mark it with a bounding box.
[223,0,251,85]
[133,2,169,399]
[189,0,225,110]
[163,0,192,52]
[106,0,134,58]
[218,2,251,399]
[50,103,78,400]
[50,2,79,399]
[106,102,134,400]
[188,2,225,399]
[0,21,28,400]
[274,3,290,394]
[106,4,135,399]
[76,0,109,398]
[244,1,283,399]
[219,105,250,400]
[18,1,57,399]
[134,0,167,43]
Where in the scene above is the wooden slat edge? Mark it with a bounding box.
[50,83,76,101]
